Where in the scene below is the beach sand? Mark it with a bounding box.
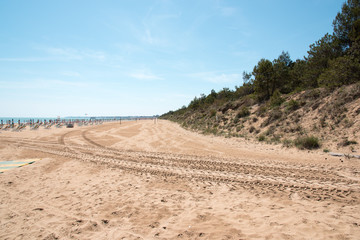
[0,120,359,239]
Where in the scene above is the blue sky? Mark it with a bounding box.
[0,0,343,117]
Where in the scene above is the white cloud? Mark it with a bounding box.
[129,70,163,80]
[0,47,107,63]
[144,29,155,44]
[46,79,87,87]
[208,73,241,83]
[141,28,167,46]
[155,13,182,21]
[189,71,241,84]
[45,47,82,60]
[172,93,193,98]
[83,50,106,61]
[61,71,81,77]
[0,57,52,62]
[221,7,236,16]
[43,47,106,61]
[0,79,88,89]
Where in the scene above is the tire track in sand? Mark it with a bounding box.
[3,129,358,204]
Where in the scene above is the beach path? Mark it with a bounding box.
[0,120,359,239]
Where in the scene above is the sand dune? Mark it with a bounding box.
[0,120,360,239]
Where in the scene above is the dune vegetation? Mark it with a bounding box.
[161,0,360,151]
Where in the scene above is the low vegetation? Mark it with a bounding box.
[161,1,360,151]
[294,136,320,150]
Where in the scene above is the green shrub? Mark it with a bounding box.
[282,139,293,148]
[236,106,250,118]
[257,105,267,117]
[265,125,275,136]
[236,125,243,132]
[233,116,240,124]
[286,99,300,111]
[270,90,285,107]
[295,136,320,150]
[262,109,282,127]
[258,135,266,142]
[210,109,216,117]
[343,118,354,127]
[249,126,256,133]
[304,89,320,100]
[338,138,358,147]
[269,135,281,144]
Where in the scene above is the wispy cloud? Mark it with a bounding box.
[0,57,52,62]
[129,68,163,80]
[129,71,163,80]
[45,47,82,60]
[155,13,182,21]
[220,7,236,16]
[0,79,89,89]
[233,50,261,62]
[172,93,194,99]
[143,29,156,45]
[61,71,81,77]
[189,71,241,84]
[140,27,170,47]
[43,47,107,61]
[138,6,182,47]
[44,79,87,87]
[1,47,107,63]
[214,0,237,17]
[84,50,106,61]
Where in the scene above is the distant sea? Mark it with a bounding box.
[0,116,157,124]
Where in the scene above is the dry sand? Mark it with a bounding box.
[0,120,360,239]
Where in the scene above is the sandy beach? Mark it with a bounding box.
[0,120,359,239]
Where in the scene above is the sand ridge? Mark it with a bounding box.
[0,120,360,239]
